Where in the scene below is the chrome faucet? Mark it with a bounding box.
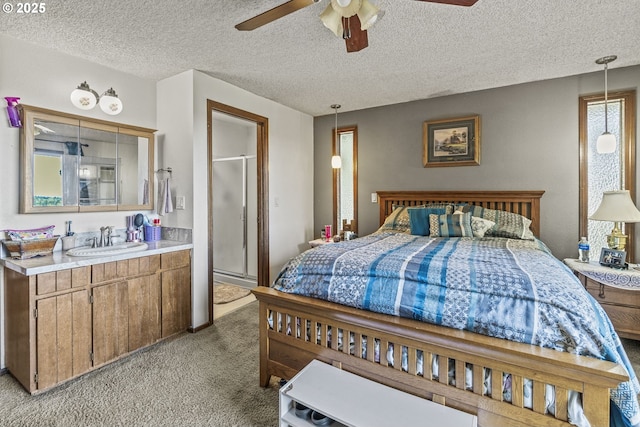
[98,227,105,247]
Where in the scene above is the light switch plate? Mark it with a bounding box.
[176,196,186,210]
[371,193,378,203]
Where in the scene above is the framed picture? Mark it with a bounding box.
[423,115,480,167]
[599,248,627,268]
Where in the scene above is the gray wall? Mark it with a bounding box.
[314,65,640,261]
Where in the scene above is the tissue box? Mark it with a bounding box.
[2,236,60,259]
[144,226,161,242]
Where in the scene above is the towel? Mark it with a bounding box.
[157,177,174,216]
[142,179,149,205]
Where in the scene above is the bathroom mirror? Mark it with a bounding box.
[19,105,155,213]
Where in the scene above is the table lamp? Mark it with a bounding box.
[589,190,640,251]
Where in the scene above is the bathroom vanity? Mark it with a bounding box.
[2,241,192,394]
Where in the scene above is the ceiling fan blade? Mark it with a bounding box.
[345,15,368,53]
[235,0,317,31]
[415,0,479,6]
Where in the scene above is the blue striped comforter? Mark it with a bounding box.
[273,232,640,426]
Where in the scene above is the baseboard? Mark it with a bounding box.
[189,322,211,333]
[0,367,7,376]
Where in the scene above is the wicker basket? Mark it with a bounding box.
[2,236,60,259]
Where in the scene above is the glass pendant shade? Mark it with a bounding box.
[596,132,616,154]
[357,0,381,29]
[331,0,362,17]
[320,4,343,37]
[332,155,342,168]
[99,88,123,115]
[70,82,98,110]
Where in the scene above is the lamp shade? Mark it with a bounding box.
[320,3,343,37]
[331,155,342,168]
[590,190,640,222]
[596,132,616,154]
[357,0,381,30]
[99,88,123,115]
[70,82,98,110]
[331,0,362,17]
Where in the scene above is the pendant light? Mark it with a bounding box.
[331,104,342,169]
[595,55,617,154]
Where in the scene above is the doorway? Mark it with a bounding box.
[207,100,269,324]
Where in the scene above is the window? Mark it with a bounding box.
[579,90,636,260]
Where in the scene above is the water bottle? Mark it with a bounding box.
[578,237,590,263]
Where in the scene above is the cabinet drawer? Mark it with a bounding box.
[116,255,160,277]
[161,250,190,270]
[37,267,90,295]
[584,277,640,307]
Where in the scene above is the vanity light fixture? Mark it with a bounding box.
[595,55,617,154]
[331,104,342,169]
[70,81,123,115]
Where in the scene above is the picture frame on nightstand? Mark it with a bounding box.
[599,248,627,269]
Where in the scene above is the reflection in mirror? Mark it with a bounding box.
[20,105,155,213]
[333,126,358,235]
[118,131,151,208]
[33,116,79,208]
[79,124,117,208]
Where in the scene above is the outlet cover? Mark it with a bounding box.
[176,196,186,210]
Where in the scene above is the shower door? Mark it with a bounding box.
[212,154,257,282]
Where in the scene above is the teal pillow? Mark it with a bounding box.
[429,212,474,237]
[407,207,448,236]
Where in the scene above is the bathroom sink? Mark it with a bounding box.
[66,242,149,257]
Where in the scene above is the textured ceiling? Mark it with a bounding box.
[2,0,639,117]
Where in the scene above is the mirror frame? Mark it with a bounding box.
[332,125,358,235]
[19,104,155,213]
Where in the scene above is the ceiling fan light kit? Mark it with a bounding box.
[236,0,479,52]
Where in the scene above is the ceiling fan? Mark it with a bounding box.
[235,0,479,53]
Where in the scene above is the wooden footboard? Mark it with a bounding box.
[253,287,628,427]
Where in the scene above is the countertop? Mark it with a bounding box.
[1,240,193,276]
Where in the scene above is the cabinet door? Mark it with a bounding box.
[128,273,161,351]
[36,290,91,390]
[161,266,191,338]
[92,281,129,366]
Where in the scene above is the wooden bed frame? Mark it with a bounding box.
[253,190,628,427]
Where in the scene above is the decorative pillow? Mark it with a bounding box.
[407,206,449,236]
[378,205,413,233]
[456,205,534,240]
[378,203,454,234]
[429,212,473,237]
[470,216,496,238]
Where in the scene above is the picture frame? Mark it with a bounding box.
[599,247,627,268]
[423,115,480,167]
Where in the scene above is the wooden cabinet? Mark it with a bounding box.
[161,251,191,338]
[578,273,640,341]
[36,289,92,390]
[4,249,191,394]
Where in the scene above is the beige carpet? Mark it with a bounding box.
[214,283,251,304]
[0,301,280,427]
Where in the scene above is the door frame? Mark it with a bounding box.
[207,100,269,324]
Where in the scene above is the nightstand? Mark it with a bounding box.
[564,258,640,340]
[309,238,333,248]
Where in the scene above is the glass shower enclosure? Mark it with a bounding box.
[212,154,257,286]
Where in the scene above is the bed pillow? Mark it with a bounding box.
[429,211,473,237]
[407,206,449,236]
[470,216,496,238]
[457,205,535,240]
[378,203,454,234]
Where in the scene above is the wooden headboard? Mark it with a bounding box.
[377,190,545,237]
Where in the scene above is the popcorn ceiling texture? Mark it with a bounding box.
[1,0,639,116]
